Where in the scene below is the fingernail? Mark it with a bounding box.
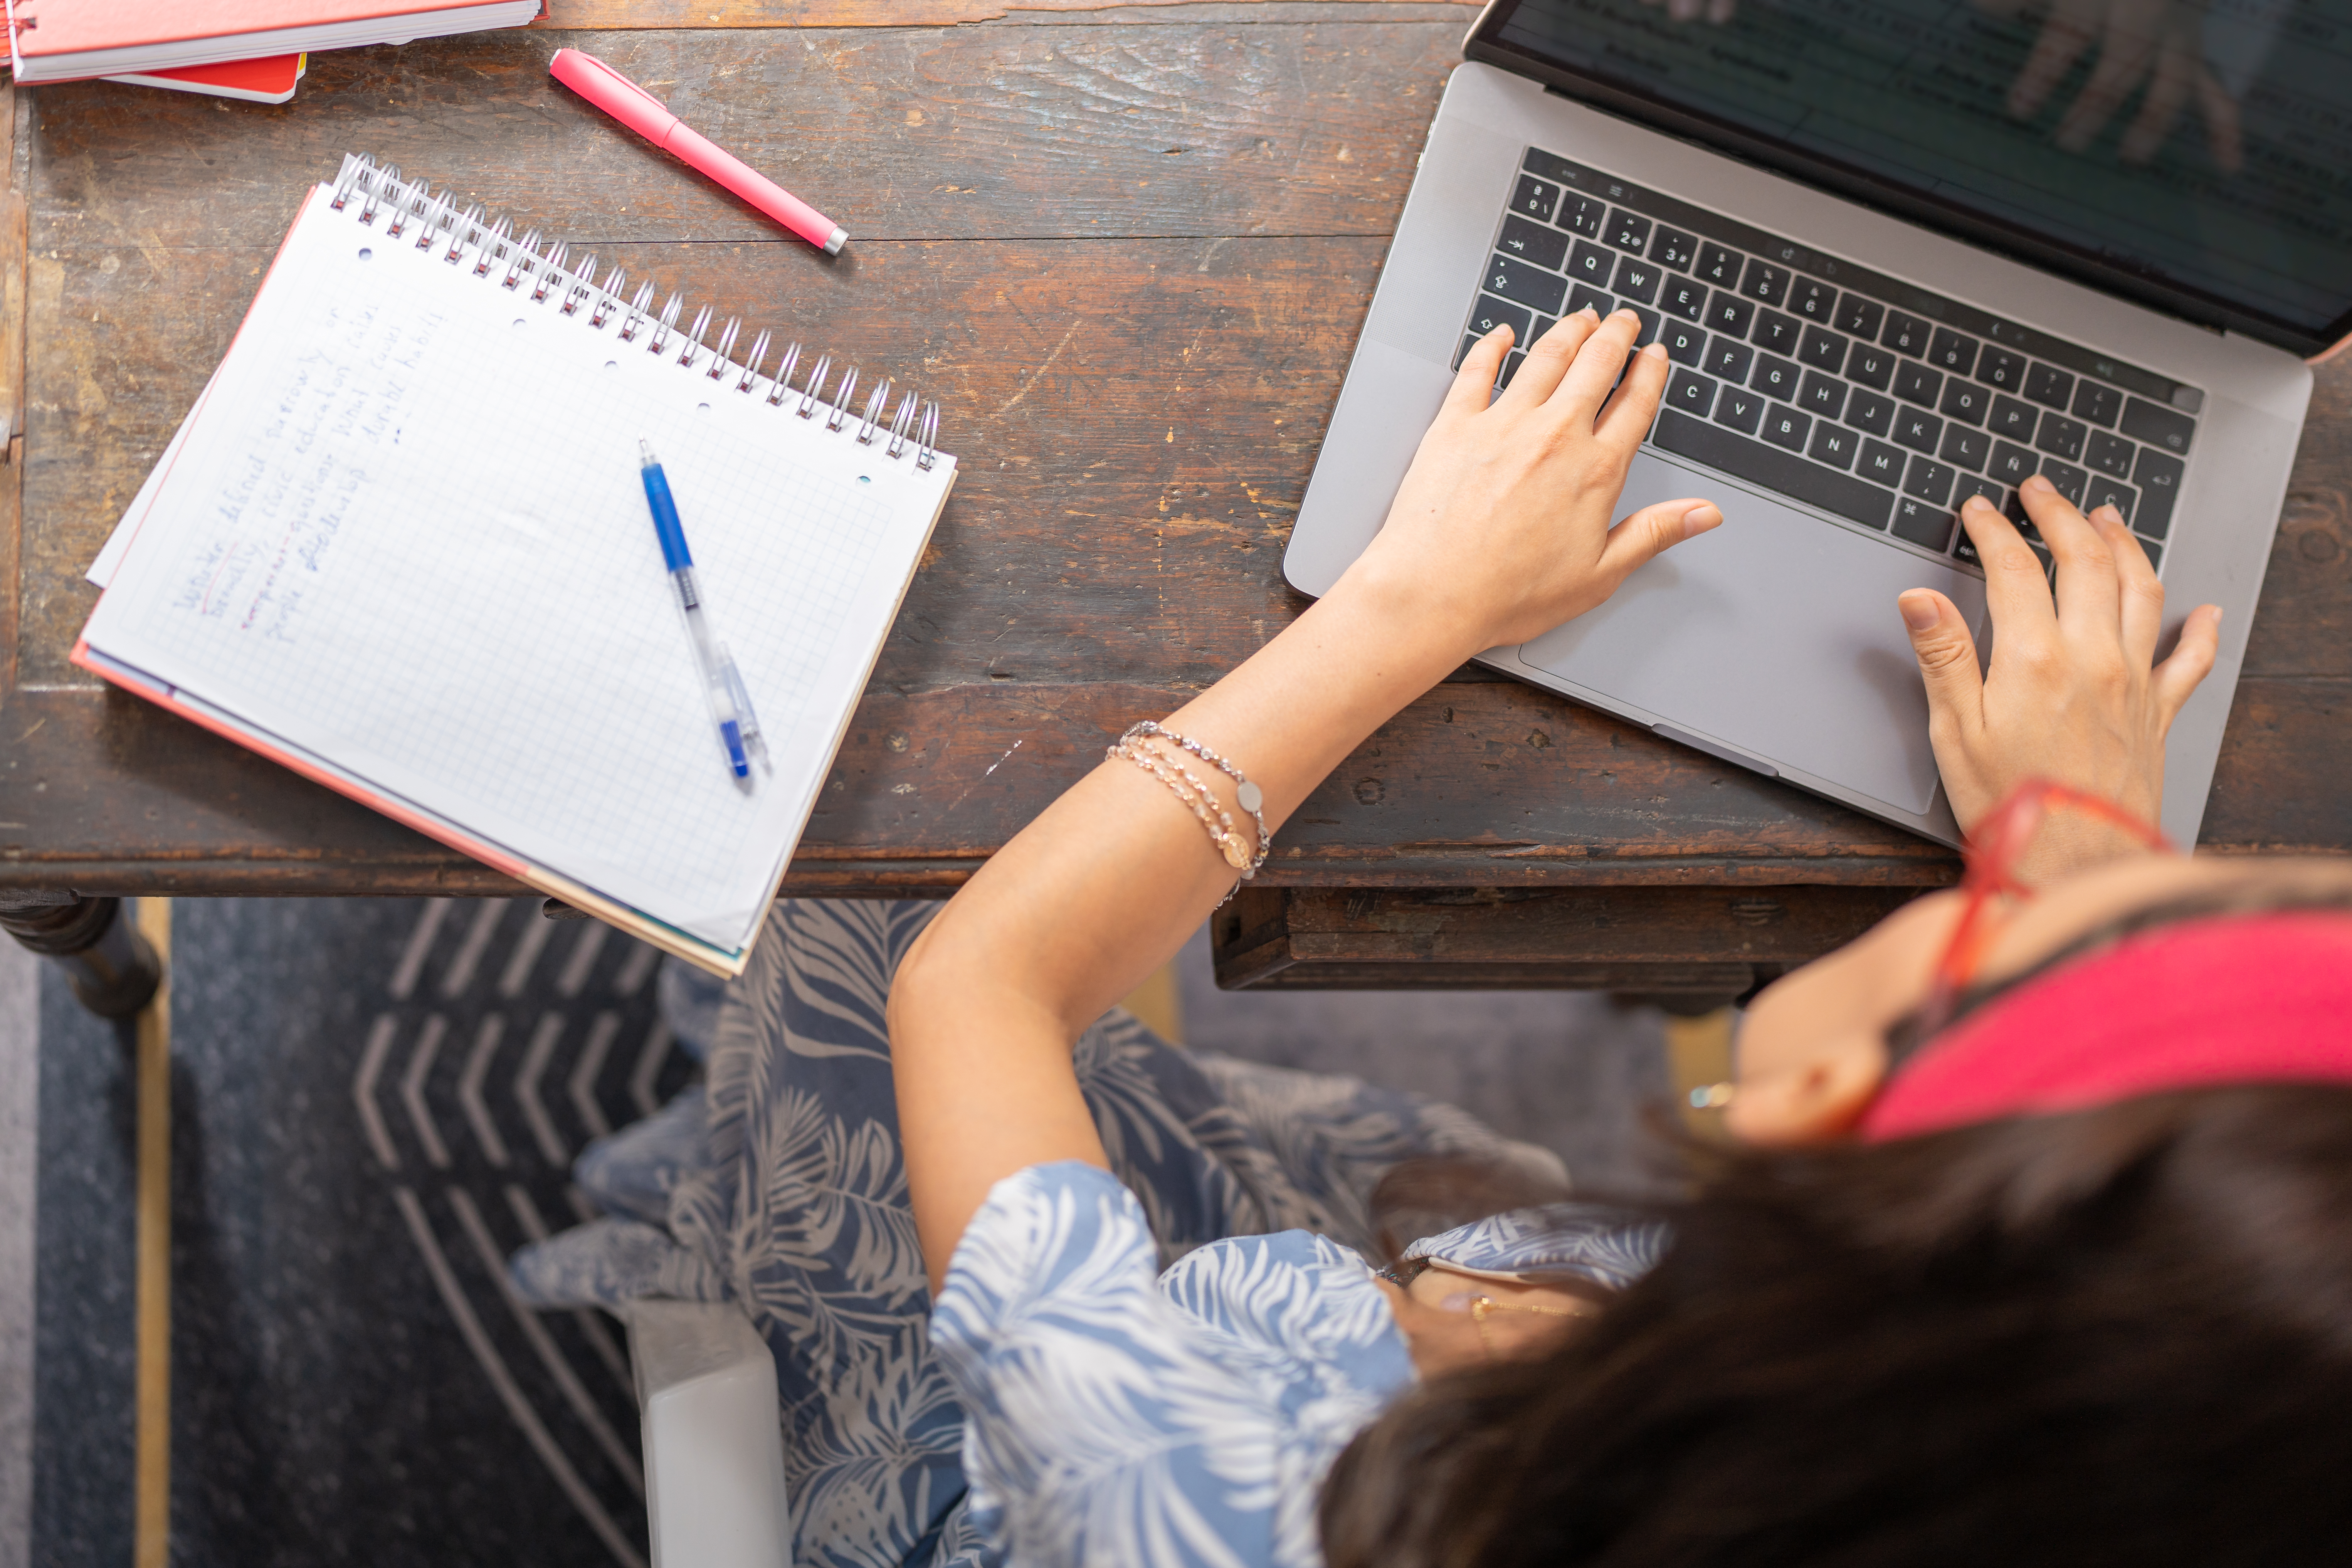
[1900,592,1939,632]
[1577,306,1601,321]
[2093,504,2121,524]
[1681,503,1722,538]
[1641,341,1668,360]
[1962,494,1992,512]
[2022,474,2052,496]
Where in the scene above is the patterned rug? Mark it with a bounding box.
[33,897,691,1568]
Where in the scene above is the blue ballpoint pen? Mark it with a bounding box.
[638,440,768,782]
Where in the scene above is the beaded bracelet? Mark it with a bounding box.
[1116,720,1271,879]
[1108,737,1256,887]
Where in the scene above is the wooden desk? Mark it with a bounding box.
[2,8,2345,993]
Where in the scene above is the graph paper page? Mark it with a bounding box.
[82,182,955,952]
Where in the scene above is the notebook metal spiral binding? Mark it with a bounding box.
[330,152,942,472]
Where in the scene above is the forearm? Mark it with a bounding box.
[889,566,1469,1288]
[886,308,1694,1291]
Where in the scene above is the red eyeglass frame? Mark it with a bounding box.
[1917,779,2174,1039]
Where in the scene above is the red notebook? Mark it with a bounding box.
[103,54,309,106]
[6,0,543,83]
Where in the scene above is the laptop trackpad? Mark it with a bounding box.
[1518,449,1987,816]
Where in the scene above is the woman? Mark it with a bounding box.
[516,308,2352,1565]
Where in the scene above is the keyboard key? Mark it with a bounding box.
[1798,369,1847,420]
[1498,349,1527,388]
[1938,379,1989,426]
[1558,193,1607,239]
[1834,294,1885,341]
[2083,476,2136,524]
[1903,455,1957,507]
[1693,242,1741,288]
[1713,386,1767,435]
[1893,407,1945,455]
[1659,318,1707,367]
[1751,354,1801,401]
[1605,208,1654,253]
[2041,458,2087,505]
[2120,396,2195,455]
[1496,215,1569,271]
[1611,255,1662,305]
[1989,395,2039,442]
[2035,411,2087,461]
[1661,276,1708,323]
[1883,310,1931,356]
[2071,380,2123,428]
[1569,283,1615,318]
[1626,304,1664,347]
[1846,388,1896,437]
[1976,346,2027,393]
[1955,475,2005,514]
[1954,533,1980,566]
[1940,424,1989,472]
[1706,337,1755,384]
[1797,326,1848,374]
[1667,367,1718,418]
[1858,440,1907,487]
[1809,422,1859,470]
[1652,408,1893,531]
[1893,360,1944,409]
[2084,431,2134,479]
[1761,403,1811,451]
[1740,258,1790,307]
[2133,535,2163,571]
[1788,279,1837,321]
[1892,497,1956,552]
[1706,291,1756,338]
[1989,441,2038,486]
[1528,313,1558,346]
[1511,175,1561,224]
[1567,241,1614,288]
[1753,310,1802,357]
[2024,361,2075,409]
[1846,344,1896,392]
[1651,226,1697,271]
[1927,328,1977,377]
[1486,254,1568,315]
[2132,446,2184,537]
[1455,333,1481,371]
[1467,293,1533,342]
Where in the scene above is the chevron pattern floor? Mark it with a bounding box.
[32,897,691,1568]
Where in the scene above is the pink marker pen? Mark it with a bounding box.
[550,47,847,255]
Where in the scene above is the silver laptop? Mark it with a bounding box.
[1285,0,2343,847]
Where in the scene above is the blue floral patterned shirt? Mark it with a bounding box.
[929,1161,1668,1568]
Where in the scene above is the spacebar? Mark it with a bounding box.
[1649,409,1893,531]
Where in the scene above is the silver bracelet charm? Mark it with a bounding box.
[1115,719,1271,879]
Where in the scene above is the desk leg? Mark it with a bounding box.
[0,893,164,1018]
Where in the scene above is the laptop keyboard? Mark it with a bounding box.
[1459,147,2201,576]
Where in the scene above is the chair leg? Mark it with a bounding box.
[0,893,164,1018]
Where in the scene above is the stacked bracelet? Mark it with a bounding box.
[1106,719,1272,887]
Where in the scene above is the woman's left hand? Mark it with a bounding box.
[1340,307,1722,658]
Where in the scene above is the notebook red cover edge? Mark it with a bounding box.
[68,636,533,882]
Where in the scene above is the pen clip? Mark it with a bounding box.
[563,50,681,132]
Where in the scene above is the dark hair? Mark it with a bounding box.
[1322,1086,2352,1567]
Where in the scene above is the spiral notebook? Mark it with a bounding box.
[76,153,958,976]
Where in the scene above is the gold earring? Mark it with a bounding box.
[1689,1081,1737,1109]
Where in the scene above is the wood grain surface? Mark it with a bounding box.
[541,0,1481,27]
[1,25,2345,980]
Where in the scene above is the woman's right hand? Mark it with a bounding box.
[1894,477,2221,840]
[1341,308,1722,662]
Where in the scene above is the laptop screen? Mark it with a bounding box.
[1469,0,2352,353]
